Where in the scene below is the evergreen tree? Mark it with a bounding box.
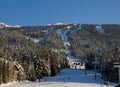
[0,60,3,84]
[2,60,7,83]
[28,64,36,81]
[30,68,36,81]
[6,62,9,82]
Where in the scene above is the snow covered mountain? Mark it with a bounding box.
[21,23,120,60]
[0,23,120,86]
[0,22,20,28]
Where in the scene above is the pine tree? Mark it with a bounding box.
[30,68,36,81]
[2,60,7,83]
[29,64,36,81]
[6,62,9,82]
[0,60,3,84]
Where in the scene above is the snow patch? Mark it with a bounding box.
[51,49,59,53]
[0,81,17,87]
[42,30,49,33]
[0,22,5,25]
[24,36,42,43]
[47,24,52,26]
[96,25,104,33]
[54,22,65,25]
[67,26,71,29]
[56,29,63,36]
[0,22,20,28]
[33,38,41,43]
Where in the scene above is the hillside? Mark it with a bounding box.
[0,23,120,84]
[0,69,117,87]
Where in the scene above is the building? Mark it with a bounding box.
[67,57,85,69]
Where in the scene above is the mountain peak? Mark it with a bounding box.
[0,22,21,28]
[54,22,66,25]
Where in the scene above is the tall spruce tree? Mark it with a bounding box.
[0,60,3,84]
[28,63,36,81]
[2,60,7,83]
[6,62,9,82]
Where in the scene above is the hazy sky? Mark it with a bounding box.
[0,0,120,26]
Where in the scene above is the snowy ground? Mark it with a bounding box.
[0,69,117,87]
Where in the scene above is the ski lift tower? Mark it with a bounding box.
[114,62,120,85]
[92,58,99,80]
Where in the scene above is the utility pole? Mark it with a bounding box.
[84,58,87,75]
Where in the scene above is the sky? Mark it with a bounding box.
[0,0,120,26]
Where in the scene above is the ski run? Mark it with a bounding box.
[0,68,117,87]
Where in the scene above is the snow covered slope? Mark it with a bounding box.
[0,69,117,87]
[56,25,85,69]
[0,22,20,28]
